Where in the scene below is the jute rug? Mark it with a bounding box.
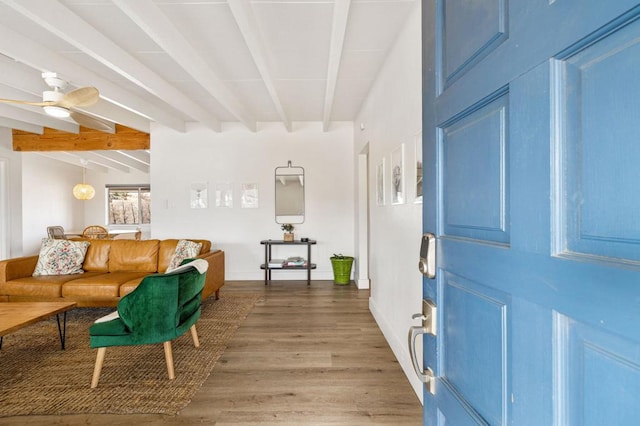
[0,293,260,417]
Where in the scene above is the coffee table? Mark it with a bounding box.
[0,302,77,350]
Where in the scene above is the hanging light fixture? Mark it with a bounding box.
[73,160,95,200]
[42,87,71,118]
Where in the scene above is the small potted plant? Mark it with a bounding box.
[281,223,295,241]
[330,253,354,285]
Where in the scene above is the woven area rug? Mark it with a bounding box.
[0,293,260,417]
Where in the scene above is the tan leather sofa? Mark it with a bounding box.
[0,239,225,307]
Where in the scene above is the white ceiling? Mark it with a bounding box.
[0,0,416,173]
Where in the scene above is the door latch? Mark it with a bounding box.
[418,233,436,279]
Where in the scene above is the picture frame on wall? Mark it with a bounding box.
[240,183,259,208]
[215,182,233,208]
[415,131,423,204]
[190,182,208,209]
[376,158,385,206]
[391,144,405,205]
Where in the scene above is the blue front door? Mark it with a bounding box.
[422,1,640,424]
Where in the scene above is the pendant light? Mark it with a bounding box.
[73,159,95,200]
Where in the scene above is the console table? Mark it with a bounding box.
[260,239,317,285]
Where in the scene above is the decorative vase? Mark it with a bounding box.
[330,256,354,285]
[284,232,294,242]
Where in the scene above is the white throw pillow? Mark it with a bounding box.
[32,238,90,276]
[166,239,203,272]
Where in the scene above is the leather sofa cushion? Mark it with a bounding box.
[119,276,146,297]
[158,239,211,272]
[82,239,112,272]
[3,273,104,297]
[62,272,150,298]
[108,240,160,272]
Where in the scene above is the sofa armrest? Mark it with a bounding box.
[196,249,225,300]
[0,255,39,285]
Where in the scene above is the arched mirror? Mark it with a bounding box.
[275,161,304,224]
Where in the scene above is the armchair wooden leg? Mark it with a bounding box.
[163,341,175,380]
[91,347,107,388]
[190,324,200,348]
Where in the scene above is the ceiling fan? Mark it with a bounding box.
[0,72,112,131]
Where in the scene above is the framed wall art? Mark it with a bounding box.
[391,144,405,205]
[190,182,208,209]
[376,158,385,206]
[415,131,423,204]
[215,182,233,208]
[241,183,259,208]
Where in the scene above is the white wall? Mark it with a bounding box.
[151,121,355,280]
[354,1,423,401]
[0,127,24,258]
[21,153,87,255]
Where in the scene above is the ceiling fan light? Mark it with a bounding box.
[73,183,95,200]
[43,105,70,118]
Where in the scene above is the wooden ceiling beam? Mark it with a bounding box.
[12,125,149,152]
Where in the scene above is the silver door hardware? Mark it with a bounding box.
[413,299,436,335]
[425,367,435,395]
[418,233,436,279]
[408,298,437,393]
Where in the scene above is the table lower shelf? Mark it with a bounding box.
[260,264,317,270]
[260,264,316,285]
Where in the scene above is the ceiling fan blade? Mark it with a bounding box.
[59,87,99,108]
[0,97,50,107]
[70,111,113,132]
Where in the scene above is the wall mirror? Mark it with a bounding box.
[275,161,305,224]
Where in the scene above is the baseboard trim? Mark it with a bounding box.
[369,296,424,404]
[357,278,370,289]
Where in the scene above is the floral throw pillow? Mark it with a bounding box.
[167,239,203,272]
[32,238,90,276]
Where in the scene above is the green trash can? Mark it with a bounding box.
[330,255,354,285]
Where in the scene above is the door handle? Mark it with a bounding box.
[408,299,437,394]
[409,326,435,393]
[419,233,436,279]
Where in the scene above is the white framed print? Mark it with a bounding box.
[215,182,233,208]
[190,182,208,209]
[376,158,385,206]
[391,144,405,205]
[241,183,259,208]
[415,131,423,204]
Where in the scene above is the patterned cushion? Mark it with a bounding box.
[32,238,90,276]
[166,239,203,272]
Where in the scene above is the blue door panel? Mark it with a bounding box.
[558,314,640,425]
[441,92,509,244]
[440,0,508,88]
[558,17,640,262]
[441,272,509,426]
[437,380,491,425]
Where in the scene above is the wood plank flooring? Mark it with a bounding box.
[3,280,423,425]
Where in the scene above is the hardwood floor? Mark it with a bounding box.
[3,280,423,425]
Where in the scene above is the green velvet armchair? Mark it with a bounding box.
[89,258,208,388]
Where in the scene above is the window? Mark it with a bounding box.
[107,185,150,225]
